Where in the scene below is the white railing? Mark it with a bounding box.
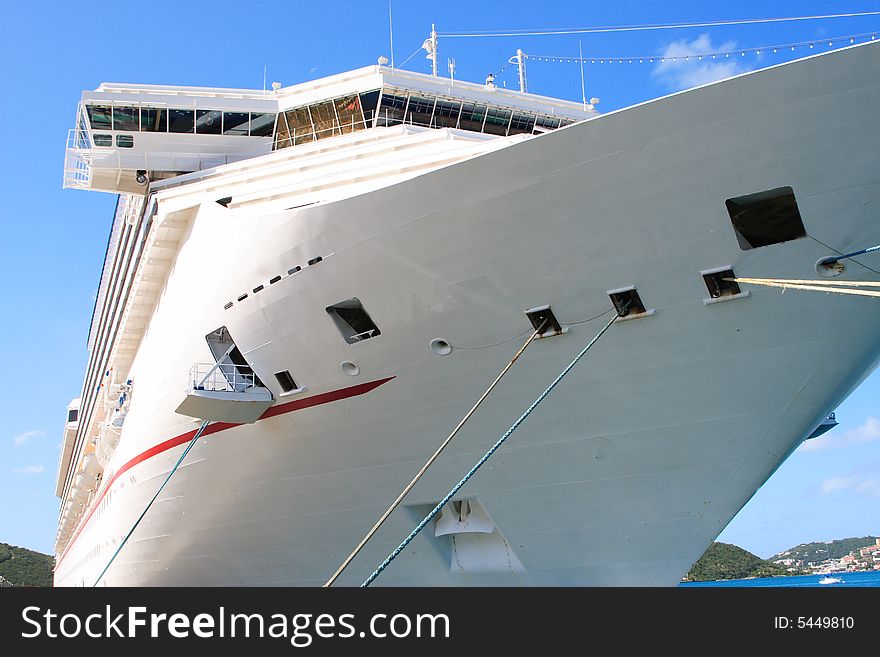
[189,362,257,393]
[63,129,92,189]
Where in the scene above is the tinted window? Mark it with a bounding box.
[335,95,364,134]
[458,103,487,132]
[274,112,292,149]
[93,133,112,147]
[112,107,138,131]
[535,116,561,131]
[310,100,338,138]
[509,113,536,135]
[483,107,512,135]
[196,109,222,134]
[223,112,249,135]
[116,135,134,148]
[168,109,195,133]
[284,107,313,145]
[249,112,275,136]
[359,90,380,127]
[141,108,167,132]
[377,92,406,126]
[86,105,112,130]
[406,95,435,126]
[434,100,462,128]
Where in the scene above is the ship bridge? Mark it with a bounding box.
[63,65,593,194]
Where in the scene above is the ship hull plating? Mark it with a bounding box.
[56,43,880,586]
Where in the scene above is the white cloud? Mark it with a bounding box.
[13,430,43,447]
[652,33,751,91]
[820,473,880,497]
[13,465,45,475]
[800,416,880,452]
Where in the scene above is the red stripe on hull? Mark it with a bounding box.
[56,376,394,569]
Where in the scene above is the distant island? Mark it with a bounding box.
[684,535,880,582]
[771,536,879,573]
[0,543,54,587]
[683,542,794,582]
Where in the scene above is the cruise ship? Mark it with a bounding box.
[54,40,880,586]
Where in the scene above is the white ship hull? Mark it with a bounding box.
[56,43,880,586]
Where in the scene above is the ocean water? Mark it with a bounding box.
[679,569,880,587]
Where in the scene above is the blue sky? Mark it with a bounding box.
[0,1,878,559]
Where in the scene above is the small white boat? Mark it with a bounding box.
[818,576,843,585]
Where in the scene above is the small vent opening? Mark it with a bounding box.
[725,186,806,250]
[524,305,562,336]
[216,196,232,207]
[274,370,297,393]
[702,268,741,299]
[608,287,646,317]
[326,298,382,344]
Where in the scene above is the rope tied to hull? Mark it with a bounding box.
[323,318,550,587]
[727,277,880,298]
[91,419,210,587]
[361,308,623,587]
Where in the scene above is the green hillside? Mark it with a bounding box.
[684,542,793,582]
[0,543,54,587]
[773,536,878,563]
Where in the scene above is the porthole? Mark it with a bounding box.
[341,361,360,376]
[430,338,452,355]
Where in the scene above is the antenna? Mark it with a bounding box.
[423,24,439,76]
[262,65,267,93]
[516,49,527,92]
[448,57,456,84]
[388,0,395,68]
[578,40,587,111]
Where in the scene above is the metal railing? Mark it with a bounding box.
[63,129,93,189]
[189,362,257,393]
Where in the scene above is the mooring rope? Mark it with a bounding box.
[819,243,880,265]
[92,419,210,586]
[324,319,549,587]
[729,277,880,298]
[362,309,622,587]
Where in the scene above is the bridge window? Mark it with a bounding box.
[336,94,364,134]
[223,112,249,136]
[113,107,139,131]
[458,103,487,131]
[484,107,512,135]
[116,135,134,148]
[310,100,338,139]
[249,112,275,137]
[141,108,167,132]
[435,100,462,128]
[86,105,112,130]
[406,94,435,126]
[376,93,406,126]
[93,134,112,147]
[359,90,380,127]
[535,116,561,131]
[509,113,536,135]
[196,109,222,134]
[284,107,314,145]
[169,109,195,133]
